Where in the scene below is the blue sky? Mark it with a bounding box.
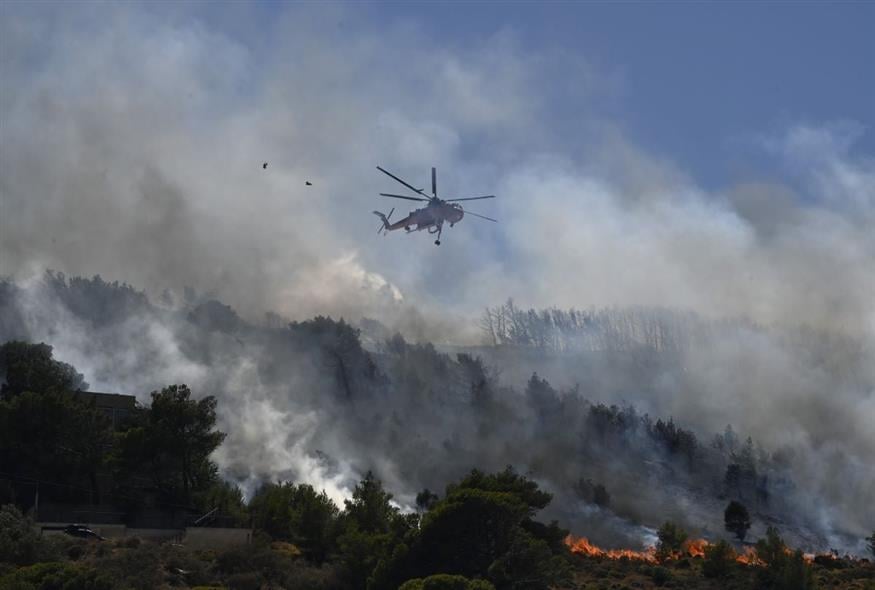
[249,1,875,187]
[393,2,874,181]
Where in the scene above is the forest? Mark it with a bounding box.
[1,273,874,589]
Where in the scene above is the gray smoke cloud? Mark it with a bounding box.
[1,2,873,554]
[2,4,873,331]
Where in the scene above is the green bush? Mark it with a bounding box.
[161,543,211,587]
[0,561,112,590]
[214,540,339,590]
[650,565,671,586]
[91,541,162,590]
[655,521,688,561]
[65,544,85,562]
[366,469,572,589]
[121,536,141,549]
[702,539,736,579]
[399,574,496,590]
[755,527,817,590]
[0,505,61,566]
[227,572,263,590]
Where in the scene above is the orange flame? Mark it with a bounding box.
[565,535,656,562]
[565,535,765,565]
[684,538,708,558]
[736,546,762,566]
[565,534,852,567]
[565,535,714,562]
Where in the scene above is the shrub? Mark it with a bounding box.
[227,571,263,590]
[655,522,688,561]
[650,566,671,586]
[0,505,60,566]
[0,562,112,590]
[91,541,162,590]
[755,527,817,590]
[161,544,211,587]
[122,536,141,549]
[66,543,86,561]
[702,540,736,579]
[399,574,496,590]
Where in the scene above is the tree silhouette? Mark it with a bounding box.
[755,527,816,590]
[0,343,108,504]
[724,501,752,542]
[416,489,439,512]
[702,540,736,579]
[0,341,87,397]
[114,384,225,503]
[250,482,338,563]
[655,522,688,561]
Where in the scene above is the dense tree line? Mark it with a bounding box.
[0,341,227,516]
[1,328,873,588]
[479,299,865,365]
[0,328,788,548]
[0,338,570,587]
[225,466,572,589]
[479,299,717,352]
[5,496,871,589]
[0,273,868,558]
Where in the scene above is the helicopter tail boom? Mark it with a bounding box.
[373,208,396,234]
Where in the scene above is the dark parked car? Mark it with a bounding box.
[63,524,105,540]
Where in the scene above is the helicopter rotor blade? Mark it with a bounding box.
[463,210,498,222]
[432,167,437,197]
[446,195,496,202]
[379,193,430,202]
[376,166,425,195]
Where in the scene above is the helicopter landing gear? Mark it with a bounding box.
[434,223,443,245]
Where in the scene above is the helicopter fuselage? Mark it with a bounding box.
[385,199,464,232]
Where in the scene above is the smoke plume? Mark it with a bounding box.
[1,1,873,555]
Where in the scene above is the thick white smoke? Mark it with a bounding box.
[2,1,873,554]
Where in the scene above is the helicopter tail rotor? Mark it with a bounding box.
[373,208,394,234]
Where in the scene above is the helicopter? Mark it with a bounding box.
[373,165,497,245]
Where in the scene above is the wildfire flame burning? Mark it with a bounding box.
[564,535,657,562]
[736,546,762,566]
[565,535,764,565]
[685,538,708,558]
[564,535,842,567]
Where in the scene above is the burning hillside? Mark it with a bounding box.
[565,535,658,562]
[564,531,874,590]
[564,534,863,568]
